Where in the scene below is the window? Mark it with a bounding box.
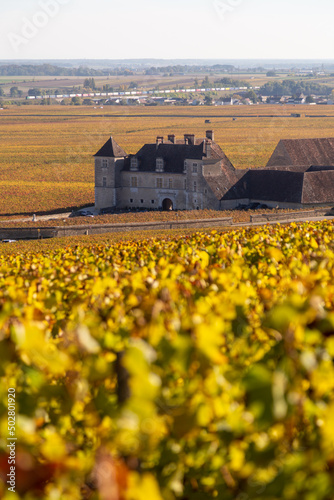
[156,158,164,172]
[141,199,144,204]
[204,189,207,194]
[151,200,155,204]
[169,178,173,189]
[183,160,187,172]
[102,177,107,187]
[102,159,108,168]
[184,179,187,189]
[131,177,138,188]
[193,181,197,192]
[130,157,138,171]
[130,199,133,203]
[156,178,163,189]
[192,163,198,173]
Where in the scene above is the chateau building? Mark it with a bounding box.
[94,132,334,211]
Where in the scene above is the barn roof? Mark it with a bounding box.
[302,170,334,204]
[247,170,305,203]
[266,138,334,167]
[238,166,334,204]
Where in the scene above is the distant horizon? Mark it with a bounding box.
[2,58,334,62]
[1,58,334,70]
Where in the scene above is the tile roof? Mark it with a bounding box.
[236,167,334,205]
[247,170,305,203]
[204,166,247,201]
[302,170,334,204]
[266,138,334,167]
[94,136,127,158]
[123,137,229,173]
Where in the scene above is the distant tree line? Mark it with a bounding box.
[259,79,333,97]
[144,65,271,75]
[214,77,250,88]
[145,64,237,75]
[0,64,134,77]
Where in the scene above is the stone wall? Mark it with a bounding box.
[95,157,125,209]
[117,171,187,210]
[250,208,329,223]
[0,217,233,241]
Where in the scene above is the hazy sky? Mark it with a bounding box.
[1,0,334,60]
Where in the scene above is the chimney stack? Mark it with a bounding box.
[156,136,164,148]
[206,130,214,142]
[184,134,195,145]
[168,134,176,143]
[206,139,212,158]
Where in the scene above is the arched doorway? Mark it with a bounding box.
[162,198,173,211]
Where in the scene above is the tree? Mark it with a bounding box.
[305,95,315,103]
[245,90,258,103]
[71,96,82,105]
[28,88,43,96]
[41,98,55,105]
[0,87,5,96]
[10,86,20,97]
[202,76,210,88]
[204,95,213,106]
[103,85,114,92]
[83,78,96,90]
[266,70,277,77]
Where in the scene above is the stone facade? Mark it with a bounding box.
[94,131,229,211]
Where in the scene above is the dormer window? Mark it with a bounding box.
[130,157,138,171]
[156,157,164,172]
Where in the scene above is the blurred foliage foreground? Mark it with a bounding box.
[1,221,334,499]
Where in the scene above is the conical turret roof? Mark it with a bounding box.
[94,136,127,157]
